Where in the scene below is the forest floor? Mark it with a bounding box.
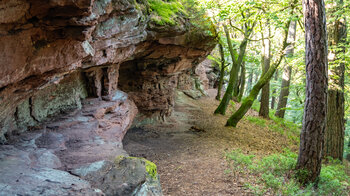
[123,89,299,196]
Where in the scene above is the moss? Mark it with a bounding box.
[148,0,186,26]
[145,159,158,180]
[114,155,126,164]
[114,156,158,180]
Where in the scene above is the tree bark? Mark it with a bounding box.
[275,66,292,118]
[233,73,240,98]
[237,62,246,102]
[296,0,328,185]
[226,24,290,127]
[216,43,226,100]
[246,70,253,97]
[270,70,278,110]
[259,22,271,118]
[214,25,249,115]
[323,0,346,161]
[275,20,297,118]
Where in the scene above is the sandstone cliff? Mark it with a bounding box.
[0,0,216,141]
[0,0,216,195]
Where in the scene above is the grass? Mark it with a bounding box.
[225,149,350,195]
[251,100,260,112]
[243,108,300,143]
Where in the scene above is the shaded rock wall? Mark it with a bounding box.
[0,0,216,142]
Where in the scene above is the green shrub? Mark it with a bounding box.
[226,149,255,166]
[225,149,350,195]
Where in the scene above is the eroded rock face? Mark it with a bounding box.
[0,0,215,194]
[0,93,143,195]
[0,0,216,141]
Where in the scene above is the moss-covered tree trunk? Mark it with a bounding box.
[214,25,249,115]
[216,43,226,100]
[226,25,289,127]
[233,74,241,99]
[323,0,346,161]
[259,24,271,118]
[275,20,297,118]
[296,0,328,185]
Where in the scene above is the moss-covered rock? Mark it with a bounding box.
[72,156,162,196]
[147,0,187,26]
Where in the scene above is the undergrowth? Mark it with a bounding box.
[225,149,350,195]
[243,110,300,143]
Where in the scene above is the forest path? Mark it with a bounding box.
[123,90,297,196]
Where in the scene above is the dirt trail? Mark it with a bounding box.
[123,90,297,196]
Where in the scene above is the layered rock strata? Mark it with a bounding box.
[0,0,216,141]
[0,0,215,194]
[0,94,161,195]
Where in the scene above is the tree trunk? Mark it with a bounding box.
[233,75,241,99]
[237,62,246,102]
[270,70,278,109]
[275,20,297,118]
[214,25,249,115]
[296,0,328,185]
[275,66,292,118]
[226,25,290,127]
[259,23,271,118]
[323,0,346,161]
[246,70,253,97]
[216,43,226,100]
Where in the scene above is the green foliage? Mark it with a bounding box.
[251,100,260,112]
[148,0,186,25]
[246,116,266,127]
[269,110,300,142]
[225,149,350,195]
[229,100,236,112]
[225,149,255,172]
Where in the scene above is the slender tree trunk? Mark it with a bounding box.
[216,43,226,100]
[246,70,253,96]
[323,0,346,161]
[275,20,297,118]
[226,25,290,127]
[270,70,278,109]
[237,62,246,102]
[233,71,240,98]
[296,0,328,185]
[259,22,271,118]
[233,75,241,99]
[214,25,249,115]
[275,66,292,118]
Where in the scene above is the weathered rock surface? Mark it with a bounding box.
[0,0,216,195]
[0,93,162,195]
[177,59,214,100]
[72,156,162,196]
[0,0,216,141]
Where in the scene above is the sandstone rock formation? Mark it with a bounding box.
[0,0,216,141]
[0,94,161,195]
[0,0,216,194]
